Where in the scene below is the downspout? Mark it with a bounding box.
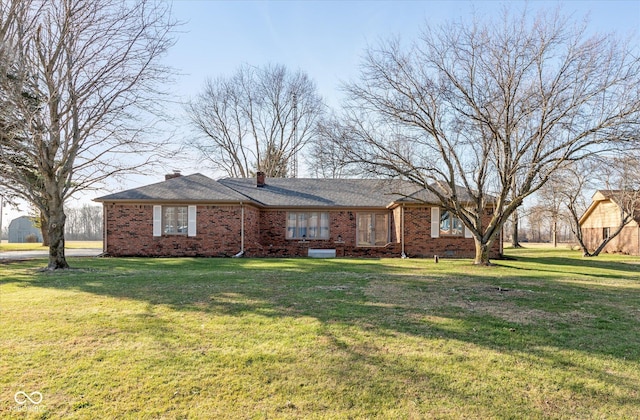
[498,203,504,257]
[95,202,108,257]
[234,202,245,257]
[241,202,245,253]
[401,204,407,258]
[500,215,504,257]
[103,204,107,253]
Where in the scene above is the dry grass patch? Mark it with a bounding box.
[364,277,590,326]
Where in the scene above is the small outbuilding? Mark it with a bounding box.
[8,216,43,243]
[579,190,640,255]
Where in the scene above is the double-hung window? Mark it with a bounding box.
[286,212,329,239]
[439,210,464,236]
[153,205,196,237]
[357,212,389,246]
[163,206,188,234]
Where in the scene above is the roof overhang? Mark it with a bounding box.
[578,190,616,226]
[94,198,258,206]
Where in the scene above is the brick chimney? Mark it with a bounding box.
[165,170,182,180]
[256,171,266,187]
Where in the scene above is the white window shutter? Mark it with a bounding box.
[188,205,197,237]
[153,205,162,237]
[431,207,440,238]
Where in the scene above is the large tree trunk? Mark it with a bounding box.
[46,199,69,270]
[473,238,492,265]
[566,203,592,256]
[511,210,522,248]
[0,1,177,270]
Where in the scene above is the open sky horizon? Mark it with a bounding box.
[166,0,640,110]
[2,0,639,225]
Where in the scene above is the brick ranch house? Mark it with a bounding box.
[579,190,640,255]
[94,172,503,258]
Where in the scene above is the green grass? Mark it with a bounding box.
[1,248,639,418]
[0,241,102,252]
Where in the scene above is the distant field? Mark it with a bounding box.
[1,248,638,418]
[0,240,568,252]
[0,241,102,252]
[506,241,580,249]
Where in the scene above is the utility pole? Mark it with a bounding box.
[292,92,298,178]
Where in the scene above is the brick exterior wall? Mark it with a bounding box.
[103,203,502,259]
[243,205,261,254]
[247,209,403,257]
[400,206,501,258]
[104,203,244,257]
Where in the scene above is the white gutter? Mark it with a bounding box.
[103,204,108,253]
[401,204,407,258]
[241,202,245,253]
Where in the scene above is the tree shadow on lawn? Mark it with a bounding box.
[501,254,640,280]
[313,322,640,417]
[3,256,640,414]
[6,257,639,355]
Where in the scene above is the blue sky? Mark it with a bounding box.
[165,0,640,109]
[156,0,639,180]
[2,0,640,224]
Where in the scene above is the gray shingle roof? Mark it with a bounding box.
[95,173,247,202]
[218,178,417,208]
[95,173,482,208]
[395,182,478,204]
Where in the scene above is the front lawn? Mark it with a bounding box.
[1,248,639,418]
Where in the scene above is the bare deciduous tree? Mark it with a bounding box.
[307,115,359,179]
[509,210,523,248]
[549,158,608,255]
[0,0,177,269]
[526,205,548,243]
[337,7,640,264]
[557,163,592,254]
[186,64,324,178]
[536,176,567,248]
[65,204,102,241]
[509,176,524,248]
